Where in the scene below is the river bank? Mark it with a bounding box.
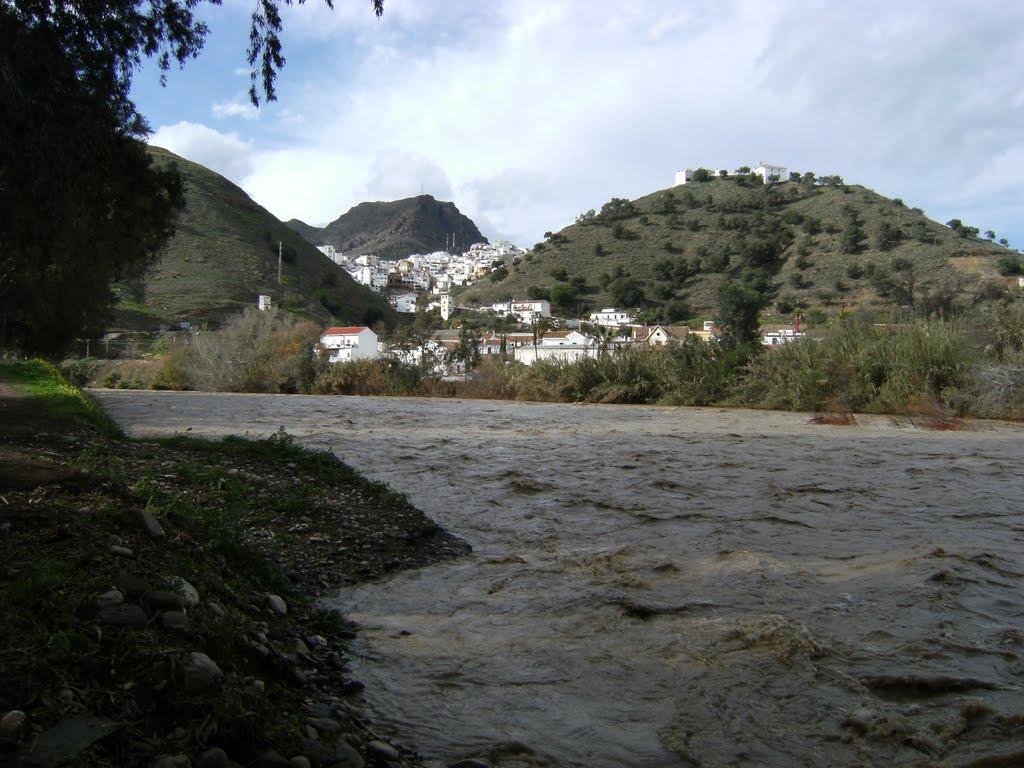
[0,366,472,768]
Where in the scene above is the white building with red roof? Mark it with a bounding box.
[319,326,379,363]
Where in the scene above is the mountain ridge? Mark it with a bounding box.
[289,195,488,260]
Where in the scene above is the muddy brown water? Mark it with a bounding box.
[93,391,1024,767]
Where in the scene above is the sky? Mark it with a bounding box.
[130,0,1024,252]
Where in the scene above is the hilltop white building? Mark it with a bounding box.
[675,162,787,186]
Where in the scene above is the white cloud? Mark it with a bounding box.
[212,98,259,121]
[364,150,455,201]
[149,1,1024,250]
[148,122,255,183]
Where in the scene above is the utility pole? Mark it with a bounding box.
[277,241,282,285]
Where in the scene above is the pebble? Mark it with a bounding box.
[206,601,226,618]
[306,717,341,734]
[289,758,311,768]
[253,749,291,768]
[266,594,288,615]
[304,702,332,718]
[114,571,153,598]
[97,604,149,627]
[147,590,186,611]
[366,741,400,762]
[331,740,365,768]
[160,611,189,632]
[0,709,27,741]
[132,508,166,538]
[152,755,190,768]
[448,760,491,768]
[94,589,125,609]
[195,747,230,768]
[167,576,200,608]
[109,545,134,558]
[181,652,223,693]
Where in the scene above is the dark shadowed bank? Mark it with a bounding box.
[0,361,472,768]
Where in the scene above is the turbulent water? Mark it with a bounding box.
[94,391,1024,767]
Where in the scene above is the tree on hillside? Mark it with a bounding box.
[0,1,384,354]
[716,278,767,346]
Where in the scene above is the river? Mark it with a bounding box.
[93,391,1024,767]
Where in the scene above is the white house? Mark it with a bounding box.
[754,162,787,184]
[390,292,419,313]
[674,169,694,186]
[319,326,379,363]
[636,325,691,347]
[589,308,635,327]
[257,294,272,311]
[491,299,551,323]
[675,163,787,185]
[760,324,805,346]
[514,331,597,366]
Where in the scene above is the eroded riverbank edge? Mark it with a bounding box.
[0,381,472,768]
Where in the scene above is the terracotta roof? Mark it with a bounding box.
[322,326,369,336]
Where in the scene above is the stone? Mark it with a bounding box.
[195,747,230,768]
[0,709,27,741]
[304,702,332,718]
[366,741,400,762]
[206,601,226,618]
[152,755,190,768]
[160,611,189,632]
[305,634,328,649]
[97,604,148,627]
[289,758,311,768]
[253,749,291,768]
[132,509,166,538]
[109,545,134,558]
[252,679,266,692]
[448,760,492,768]
[93,589,125,609]
[266,594,288,615]
[306,717,341,735]
[181,652,223,693]
[166,576,200,608]
[331,740,365,768]
[114,571,153,598]
[30,716,122,766]
[147,591,186,611]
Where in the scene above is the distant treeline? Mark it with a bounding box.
[63,305,1024,421]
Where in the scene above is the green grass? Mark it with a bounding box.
[0,359,121,436]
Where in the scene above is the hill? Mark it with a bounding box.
[115,147,395,331]
[290,194,487,260]
[455,175,1013,325]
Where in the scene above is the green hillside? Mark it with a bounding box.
[456,174,1014,324]
[292,194,487,260]
[116,147,394,330]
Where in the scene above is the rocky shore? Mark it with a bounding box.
[0,383,474,768]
